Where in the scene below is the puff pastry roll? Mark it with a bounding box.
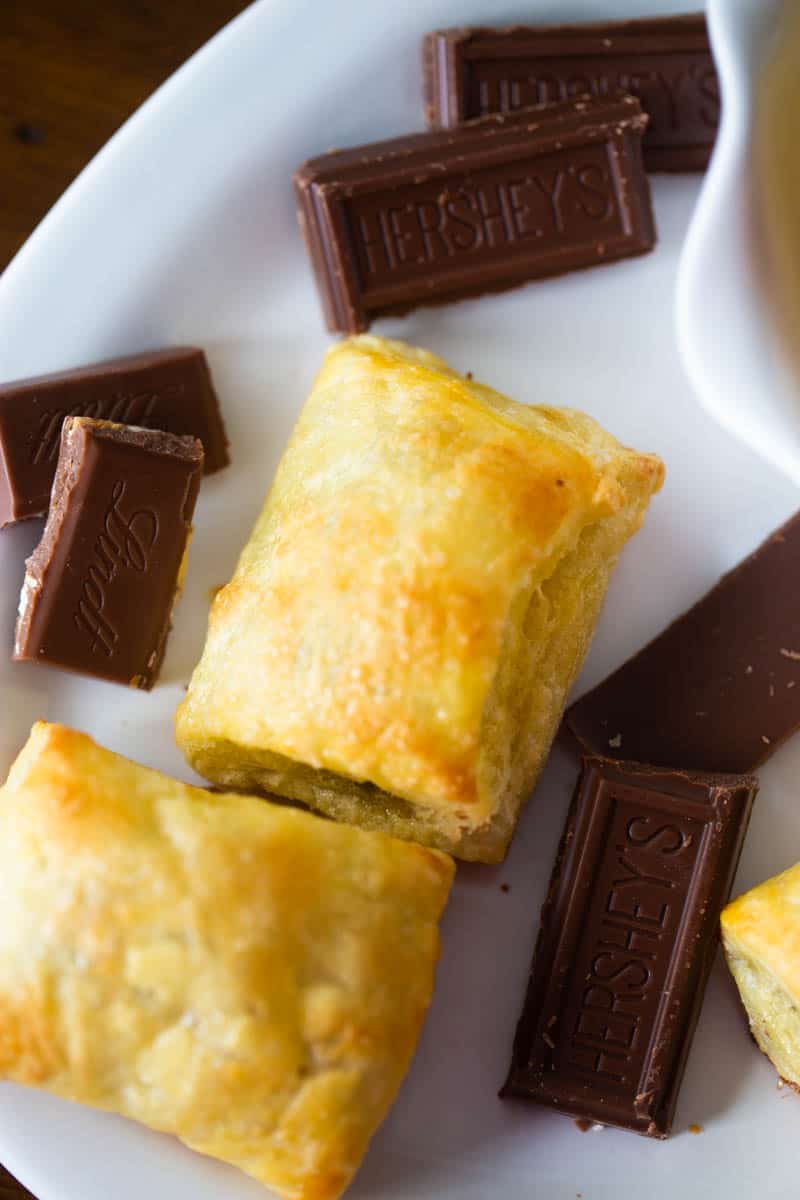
[0,723,453,1200]
[722,864,800,1088]
[176,336,663,862]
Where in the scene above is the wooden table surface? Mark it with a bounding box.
[0,5,249,1192]
[1,0,248,271]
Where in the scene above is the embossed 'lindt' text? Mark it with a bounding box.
[29,388,176,466]
[349,145,619,289]
[73,480,159,655]
[561,810,698,1086]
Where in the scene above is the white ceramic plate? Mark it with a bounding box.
[0,2,798,1198]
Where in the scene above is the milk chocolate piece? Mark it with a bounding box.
[502,757,757,1136]
[294,95,654,334]
[14,417,203,689]
[567,512,800,773]
[0,347,227,528]
[424,14,719,172]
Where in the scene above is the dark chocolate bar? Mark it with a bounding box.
[0,347,228,528]
[567,511,800,773]
[424,14,719,172]
[501,756,757,1136]
[14,417,203,689]
[295,94,654,334]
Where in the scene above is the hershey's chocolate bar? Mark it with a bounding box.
[294,95,654,334]
[0,347,228,528]
[14,417,203,689]
[567,511,800,773]
[424,14,719,171]
[501,756,756,1136]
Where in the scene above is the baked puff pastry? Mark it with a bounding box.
[176,336,663,862]
[0,722,453,1200]
[722,864,800,1088]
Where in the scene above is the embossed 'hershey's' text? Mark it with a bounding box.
[73,480,159,655]
[466,55,719,145]
[348,144,619,290]
[561,809,699,1087]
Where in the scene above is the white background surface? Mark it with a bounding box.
[0,1,798,1197]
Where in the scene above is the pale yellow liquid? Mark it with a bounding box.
[759,4,800,354]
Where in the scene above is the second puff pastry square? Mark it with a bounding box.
[176,336,663,861]
[0,723,453,1200]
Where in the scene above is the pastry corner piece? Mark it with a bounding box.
[176,336,664,862]
[722,864,800,1089]
[0,722,453,1200]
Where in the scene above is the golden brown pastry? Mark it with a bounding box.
[722,864,800,1088]
[176,336,664,862]
[0,722,453,1200]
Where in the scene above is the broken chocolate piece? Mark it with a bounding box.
[424,14,719,171]
[0,347,227,528]
[567,511,800,773]
[14,417,203,688]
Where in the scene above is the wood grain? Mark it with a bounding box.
[1,6,251,1194]
[0,0,249,271]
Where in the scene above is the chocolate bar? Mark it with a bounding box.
[0,347,227,528]
[294,94,654,334]
[424,14,719,172]
[501,756,757,1136]
[14,417,203,689]
[567,511,800,773]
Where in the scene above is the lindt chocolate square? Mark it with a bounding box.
[14,417,203,688]
[0,347,227,528]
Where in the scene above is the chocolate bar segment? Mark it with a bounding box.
[501,757,757,1136]
[295,95,654,334]
[0,347,227,528]
[424,15,719,172]
[567,511,800,773]
[14,417,203,689]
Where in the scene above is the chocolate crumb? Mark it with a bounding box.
[500,883,510,893]
[575,1118,591,1132]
